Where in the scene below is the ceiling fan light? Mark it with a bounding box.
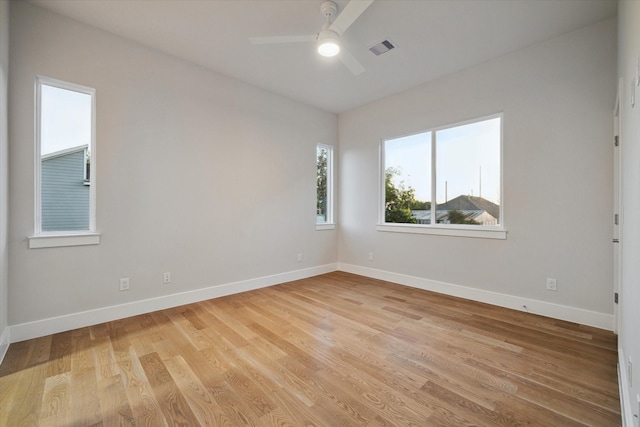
[318,40,340,57]
[317,30,340,57]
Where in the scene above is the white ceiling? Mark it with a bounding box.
[29,0,617,113]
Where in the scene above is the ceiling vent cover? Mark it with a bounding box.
[369,39,396,56]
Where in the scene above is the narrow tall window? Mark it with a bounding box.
[316,144,333,226]
[35,76,96,236]
[382,114,502,233]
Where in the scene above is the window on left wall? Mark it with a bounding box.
[316,144,335,230]
[29,76,100,248]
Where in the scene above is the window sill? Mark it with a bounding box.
[376,224,506,240]
[29,232,101,249]
[316,223,336,231]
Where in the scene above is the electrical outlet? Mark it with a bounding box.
[297,253,303,262]
[546,278,557,291]
[119,277,130,291]
[163,272,171,284]
[368,252,374,261]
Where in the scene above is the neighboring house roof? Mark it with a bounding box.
[42,144,88,161]
[437,195,500,220]
[411,196,500,226]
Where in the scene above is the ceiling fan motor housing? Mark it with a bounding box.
[320,1,338,20]
[317,29,341,56]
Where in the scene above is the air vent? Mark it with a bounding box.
[369,39,396,56]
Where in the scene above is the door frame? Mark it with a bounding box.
[613,77,622,334]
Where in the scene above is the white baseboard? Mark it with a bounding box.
[618,347,636,427]
[0,326,9,366]
[10,263,338,343]
[7,262,615,344]
[338,263,614,331]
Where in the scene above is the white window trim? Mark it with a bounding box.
[30,76,100,248]
[316,143,335,230]
[376,223,506,239]
[379,113,506,239]
[29,233,101,249]
[316,223,336,231]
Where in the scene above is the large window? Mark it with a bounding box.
[30,76,98,248]
[381,114,503,238]
[316,144,334,229]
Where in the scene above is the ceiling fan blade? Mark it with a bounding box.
[339,48,365,76]
[249,35,316,45]
[329,0,374,36]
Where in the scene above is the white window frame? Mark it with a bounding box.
[378,113,506,240]
[29,76,100,248]
[316,143,335,230]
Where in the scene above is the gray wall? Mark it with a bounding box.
[8,1,338,327]
[339,18,616,320]
[41,149,90,232]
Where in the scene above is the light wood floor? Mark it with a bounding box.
[0,272,620,426]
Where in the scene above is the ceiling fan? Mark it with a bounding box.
[249,0,375,76]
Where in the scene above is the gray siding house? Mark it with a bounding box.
[412,195,500,226]
[41,145,90,231]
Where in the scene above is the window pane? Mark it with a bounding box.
[384,132,431,224]
[435,117,501,226]
[41,84,92,156]
[316,145,329,223]
[39,82,93,232]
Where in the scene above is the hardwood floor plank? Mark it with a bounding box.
[422,380,582,427]
[183,344,263,425]
[165,310,212,352]
[4,362,48,426]
[27,335,54,370]
[139,352,199,425]
[247,322,325,372]
[181,308,208,331]
[39,372,72,427]
[71,365,103,427]
[262,383,329,427]
[529,368,620,406]
[0,272,620,426]
[0,371,17,427]
[196,301,253,348]
[257,406,301,427]
[164,355,233,426]
[205,381,259,426]
[118,347,167,427]
[305,371,374,425]
[472,357,620,425]
[0,340,31,376]
[96,374,135,426]
[46,331,73,377]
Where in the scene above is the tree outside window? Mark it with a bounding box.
[316,144,333,224]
